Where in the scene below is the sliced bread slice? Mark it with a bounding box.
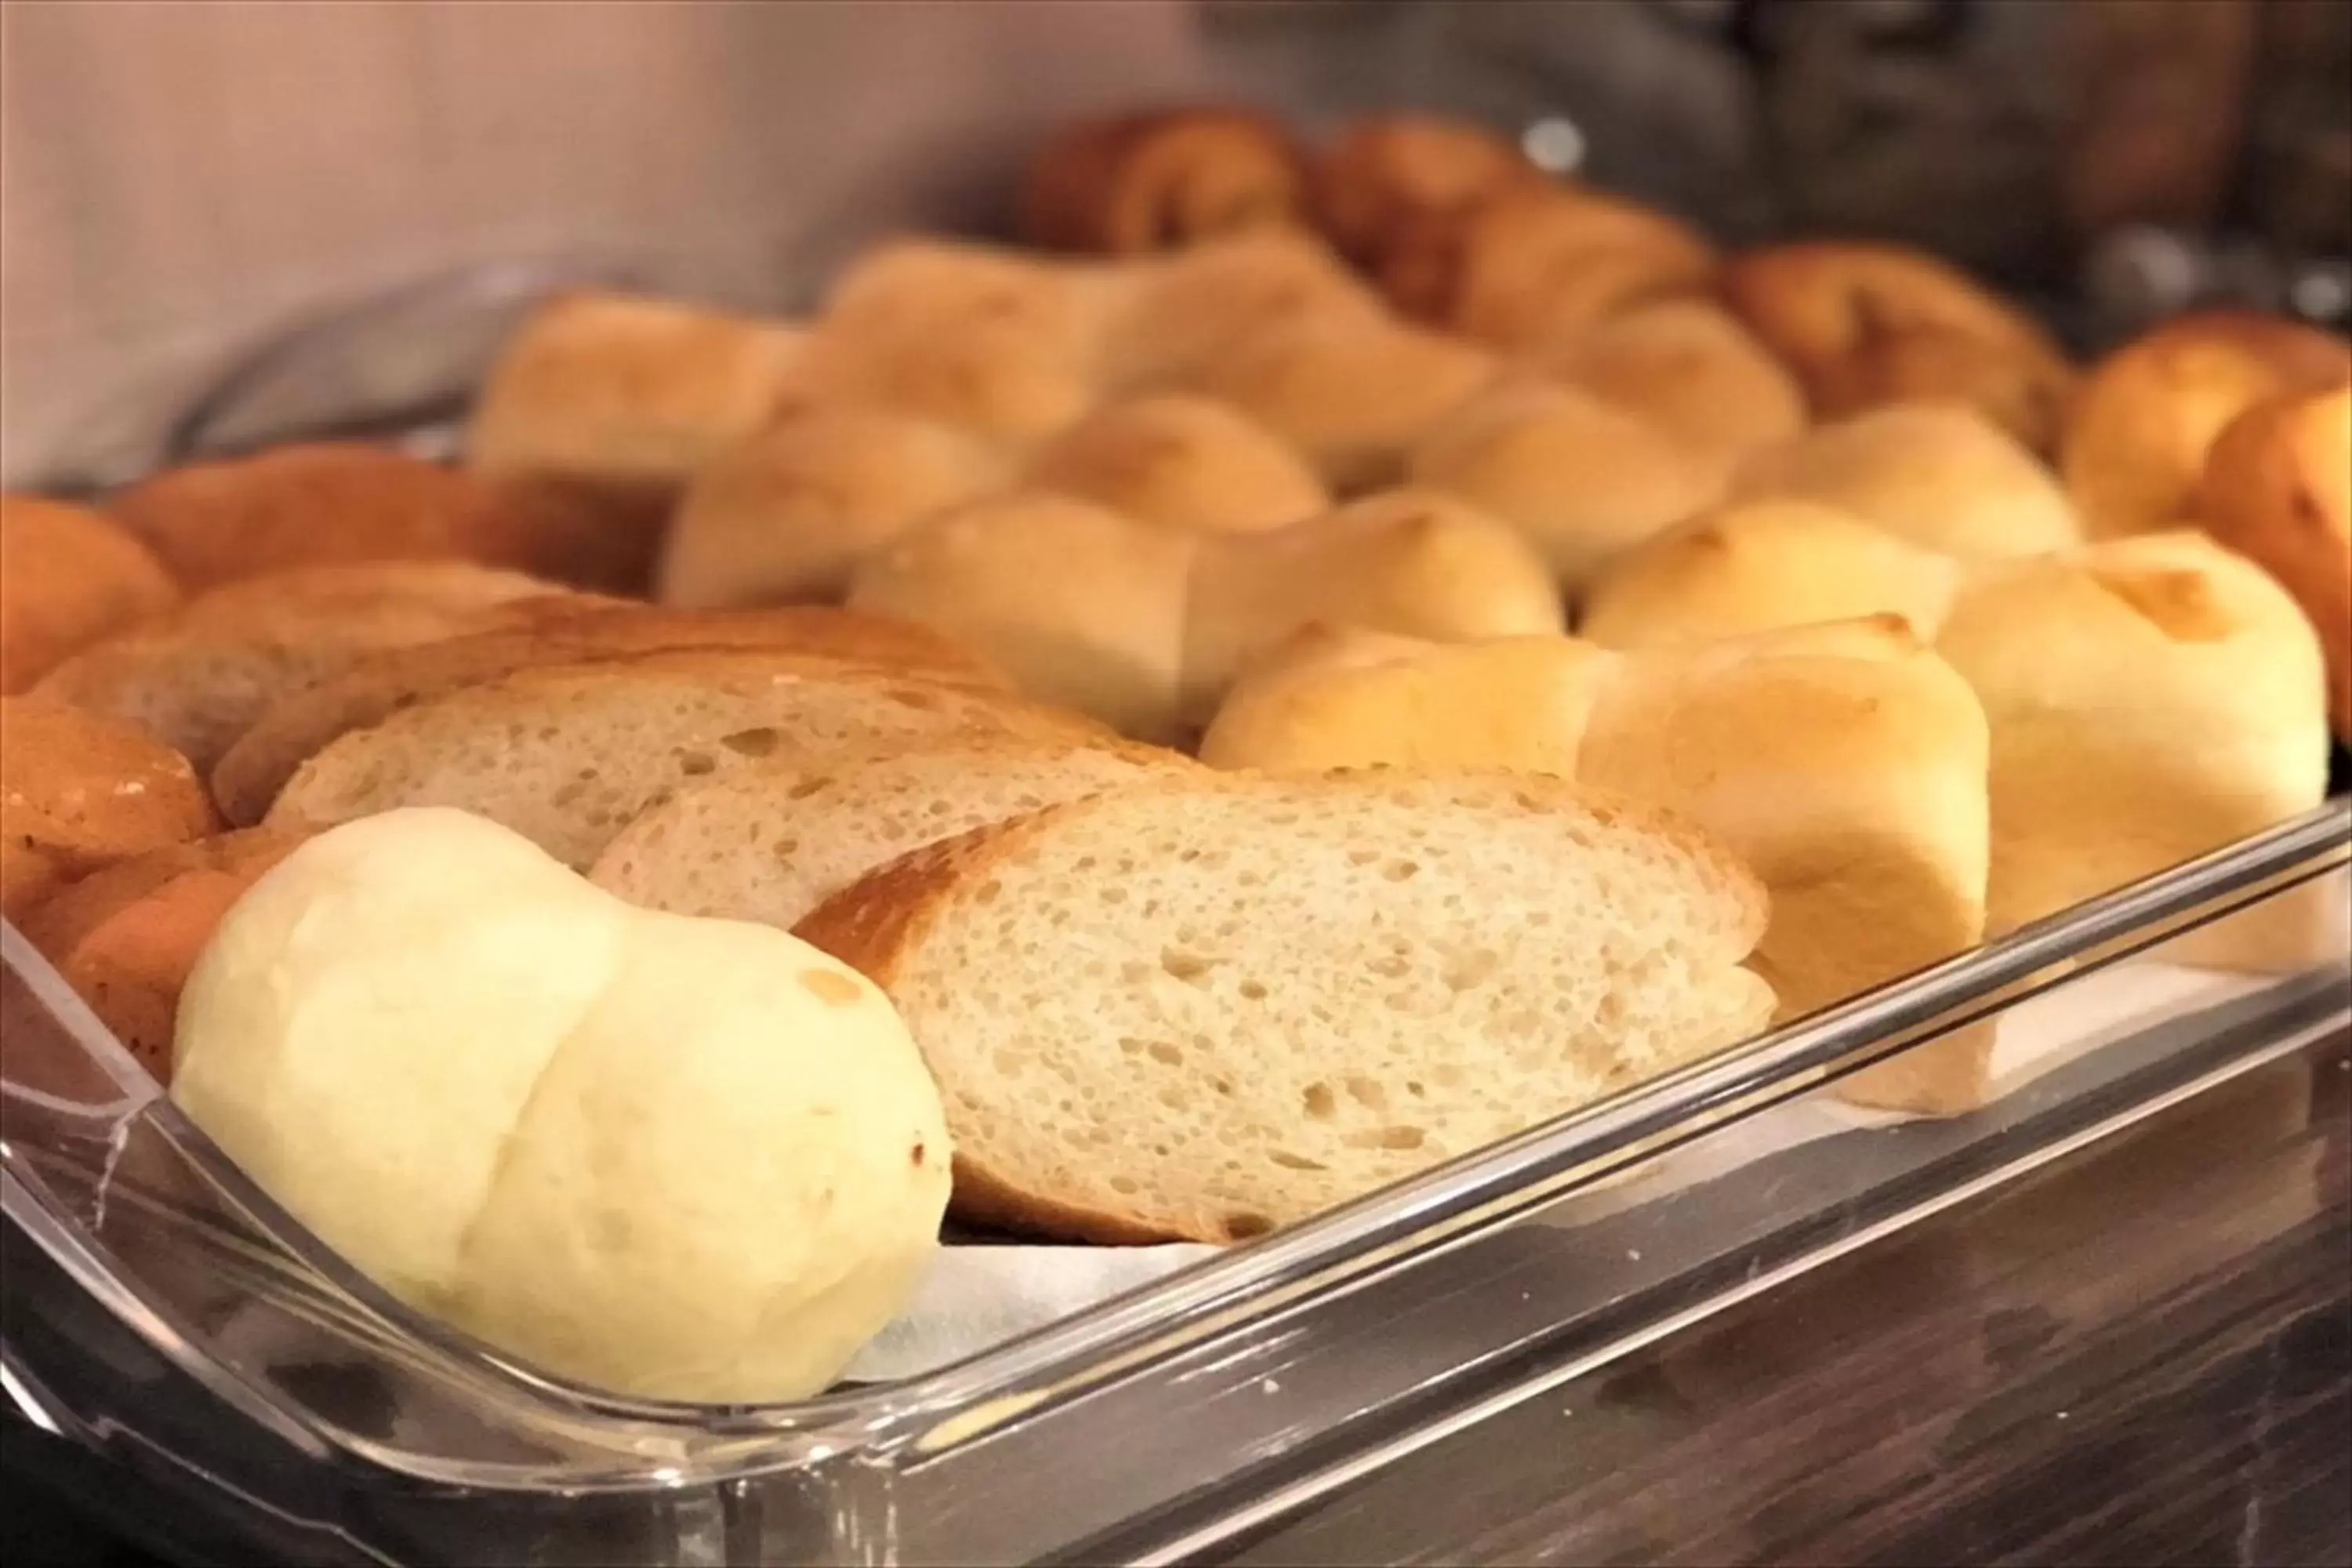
[591,735,1197,927]
[797,771,1772,1243]
[267,649,1097,868]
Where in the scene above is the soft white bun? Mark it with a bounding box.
[1028,393,1330,534]
[172,808,950,1403]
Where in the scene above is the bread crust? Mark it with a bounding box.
[1,494,179,695]
[1,699,220,920]
[1020,107,1309,256]
[1310,114,1539,267]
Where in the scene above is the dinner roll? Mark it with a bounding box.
[1019,107,1308,255]
[1102,229,1384,391]
[1730,405,2081,559]
[2063,310,2350,540]
[1533,299,1809,475]
[1409,378,1726,593]
[1310,114,1539,267]
[2196,383,2352,736]
[656,408,1011,608]
[0,699,220,921]
[1721,241,2078,452]
[1028,393,1330,534]
[172,808,950,1402]
[1,494,177,694]
[1580,500,1965,649]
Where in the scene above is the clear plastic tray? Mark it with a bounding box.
[5,800,2346,1566]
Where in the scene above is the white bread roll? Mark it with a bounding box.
[1027,393,1330,534]
[1408,378,1726,593]
[847,492,1198,741]
[172,809,949,1402]
[1580,500,1965,649]
[468,292,811,493]
[1532,299,1808,476]
[1182,488,1565,727]
[1102,230,1384,391]
[656,408,1011,608]
[1730,405,2081,559]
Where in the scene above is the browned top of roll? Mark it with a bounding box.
[1,493,179,695]
[1310,114,1540,267]
[1018,106,1310,256]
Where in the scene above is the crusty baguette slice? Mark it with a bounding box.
[591,735,1198,928]
[267,649,1098,868]
[211,604,1009,826]
[796,771,1773,1243]
[16,828,307,1083]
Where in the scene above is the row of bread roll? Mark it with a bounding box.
[842,488,1564,742]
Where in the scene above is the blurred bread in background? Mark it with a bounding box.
[1019,107,1308,256]
[1310,114,1539,268]
[1,494,177,694]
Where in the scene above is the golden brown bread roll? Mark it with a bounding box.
[1027,393,1330,534]
[1,494,178,695]
[2063,309,2352,540]
[1189,314,1500,491]
[31,563,588,773]
[1309,114,1540,267]
[1721,241,2078,454]
[1100,229,1385,392]
[656,408,1011,608]
[16,828,308,1082]
[0,699,220,922]
[1019,107,1310,256]
[1409,378,1726,593]
[1730,404,2082,559]
[1377,184,1718,349]
[106,443,638,593]
[1532,299,1809,476]
[2196,383,2352,737]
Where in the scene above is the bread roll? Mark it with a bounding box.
[2063,310,2351,539]
[31,562,583,772]
[848,493,1197,740]
[656,408,1011,608]
[1722,241,2077,452]
[172,808,949,1402]
[1190,314,1500,490]
[0,699,220,921]
[468,292,811,499]
[16,828,306,1082]
[105,443,636,593]
[1532,299,1809,475]
[1183,488,1566,726]
[1,494,177,694]
[1936,532,2329,935]
[1580,500,1965,650]
[267,648,1096,869]
[797,771,1771,1243]
[1730,405,2081,559]
[1027,393,1330,534]
[1377,185,1717,348]
[1409,378,1726,592]
[1310,114,1539,267]
[1102,229,1384,392]
[2197,384,2352,735]
[1200,619,1991,1111]
[1019,107,1308,256]
[593,735,1196,931]
[210,604,1003,827]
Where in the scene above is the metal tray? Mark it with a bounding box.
[5,797,2346,1566]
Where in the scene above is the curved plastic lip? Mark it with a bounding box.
[4,799,2346,1492]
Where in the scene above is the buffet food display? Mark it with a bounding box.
[2,103,2347,1563]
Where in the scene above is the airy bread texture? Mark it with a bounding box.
[172,808,949,1402]
[1102,230,1384,391]
[1,494,178,694]
[1018,107,1309,256]
[0,699,220,920]
[656,408,1012,608]
[1409,378,1726,592]
[1532,299,1809,476]
[593,735,1196,930]
[1730,405,2082,559]
[2197,384,2352,736]
[31,563,583,772]
[1580,500,1965,649]
[797,771,1773,1243]
[848,493,1198,741]
[468,292,811,495]
[209,604,1004,826]
[1028,393,1330,534]
[16,827,307,1082]
[1720,241,2077,452]
[2063,310,2351,540]
[267,649,1096,869]
[1199,620,1991,1112]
